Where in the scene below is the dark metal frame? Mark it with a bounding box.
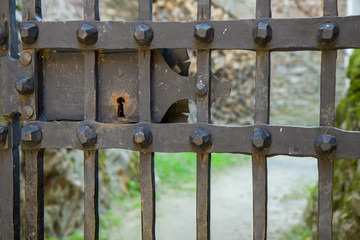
[0,0,353,239]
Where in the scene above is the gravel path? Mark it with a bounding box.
[110,156,317,240]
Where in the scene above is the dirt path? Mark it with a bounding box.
[110,156,317,240]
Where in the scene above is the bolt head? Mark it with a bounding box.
[15,76,34,95]
[0,125,8,146]
[21,124,42,145]
[0,27,6,46]
[77,23,98,45]
[253,22,272,47]
[194,23,214,43]
[252,128,271,150]
[318,23,339,44]
[77,125,97,147]
[134,24,153,46]
[196,82,208,96]
[189,128,212,151]
[20,52,32,66]
[23,106,34,119]
[315,134,337,155]
[133,126,153,148]
[21,23,39,44]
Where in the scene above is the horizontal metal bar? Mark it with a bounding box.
[20,16,360,51]
[20,121,360,158]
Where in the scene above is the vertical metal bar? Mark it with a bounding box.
[138,1,155,240]
[25,148,45,240]
[0,115,21,240]
[253,1,271,240]
[318,1,337,239]
[84,150,99,240]
[22,0,42,20]
[83,1,99,240]
[196,1,211,240]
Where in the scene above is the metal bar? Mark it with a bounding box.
[0,115,21,240]
[196,0,211,239]
[19,121,360,158]
[25,148,44,240]
[84,150,99,240]
[83,2,99,239]
[252,1,271,239]
[318,1,337,239]
[138,1,155,239]
[0,0,19,58]
[19,16,360,51]
[22,0,42,20]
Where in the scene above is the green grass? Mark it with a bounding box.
[155,152,250,190]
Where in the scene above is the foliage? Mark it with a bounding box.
[303,49,360,239]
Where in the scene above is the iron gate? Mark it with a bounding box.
[0,0,359,239]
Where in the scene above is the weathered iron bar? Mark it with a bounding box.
[19,16,360,51]
[252,0,271,239]
[196,0,212,239]
[0,115,21,240]
[318,0,338,239]
[18,122,360,159]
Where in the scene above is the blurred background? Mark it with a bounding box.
[12,0,360,239]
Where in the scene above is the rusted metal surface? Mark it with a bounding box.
[0,0,358,239]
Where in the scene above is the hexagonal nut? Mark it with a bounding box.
[134,24,153,46]
[0,27,7,46]
[21,23,39,44]
[133,126,153,148]
[77,23,98,45]
[15,76,34,95]
[189,128,212,151]
[196,82,208,96]
[252,128,271,151]
[194,23,214,43]
[315,134,337,155]
[21,124,42,145]
[318,23,339,44]
[253,22,272,47]
[77,125,97,148]
[0,125,8,146]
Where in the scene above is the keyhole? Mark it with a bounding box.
[117,97,126,118]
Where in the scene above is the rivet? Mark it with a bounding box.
[77,125,97,148]
[77,23,98,45]
[15,76,34,95]
[21,23,39,44]
[196,82,208,96]
[194,23,214,43]
[315,134,337,156]
[253,22,272,47]
[318,22,339,44]
[20,52,32,66]
[252,128,271,151]
[21,124,42,145]
[23,106,34,119]
[134,24,153,46]
[133,126,153,148]
[189,128,212,151]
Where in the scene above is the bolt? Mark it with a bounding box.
[252,128,271,151]
[77,125,97,148]
[0,26,6,46]
[315,134,337,156]
[196,82,208,96]
[253,22,272,47]
[21,23,39,44]
[15,76,34,95]
[21,124,42,145]
[23,106,34,119]
[189,128,212,151]
[77,23,98,45]
[134,24,153,46]
[0,125,8,146]
[318,23,339,44]
[133,126,153,148]
[20,52,32,66]
[194,23,214,43]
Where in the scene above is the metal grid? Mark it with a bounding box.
[0,0,355,239]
